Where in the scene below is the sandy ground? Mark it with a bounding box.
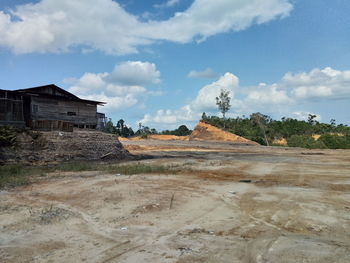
[1,140,350,262]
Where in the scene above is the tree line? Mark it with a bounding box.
[103,119,191,138]
[201,112,350,149]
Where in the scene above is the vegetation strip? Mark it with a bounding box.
[0,162,176,189]
[201,113,350,148]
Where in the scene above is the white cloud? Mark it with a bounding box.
[245,83,293,105]
[284,67,350,100]
[145,0,293,43]
[142,106,196,125]
[139,72,239,127]
[292,111,322,122]
[106,61,161,86]
[67,61,160,112]
[188,68,218,79]
[191,72,239,111]
[0,0,293,55]
[154,0,181,9]
[139,67,350,128]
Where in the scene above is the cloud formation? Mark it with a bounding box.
[284,67,350,100]
[140,72,240,128]
[292,111,322,122]
[140,67,350,128]
[67,61,160,112]
[154,0,181,9]
[106,61,161,86]
[245,83,293,107]
[0,0,293,55]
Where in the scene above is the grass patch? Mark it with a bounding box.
[54,161,173,175]
[0,161,176,189]
[0,165,35,188]
[55,161,99,172]
[103,163,171,175]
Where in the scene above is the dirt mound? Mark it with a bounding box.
[148,134,188,141]
[119,134,188,141]
[118,136,130,141]
[273,138,288,146]
[312,133,344,141]
[189,122,259,145]
[0,130,131,163]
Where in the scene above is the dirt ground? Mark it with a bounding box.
[1,140,350,262]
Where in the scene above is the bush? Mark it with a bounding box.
[0,165,31,188]
[140,134,148,139]
[287,135,326,149]
[161,125,192,136]
[318,134,350,149]
[244,135,265,145]
[0,126,18,147]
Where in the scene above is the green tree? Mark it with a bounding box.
[201,112,208,122]
[176,125,191,136]
[161,125,192,136]
[287,135,326,149]
[215,89,231,128]
[116,119,125,136]
[104,118,115,134]
[308,114,318,125]
[216,89,231,119]
[330,119,336,127]
[318,134,350,149]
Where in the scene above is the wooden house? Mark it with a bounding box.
[0,84,105,131]
[0,89,25,127]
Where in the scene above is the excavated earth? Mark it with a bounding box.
[1,139,350,262]
[0,130,130,163]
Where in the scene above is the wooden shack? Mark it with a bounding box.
[0,89,25,127]
[0,84,105,131]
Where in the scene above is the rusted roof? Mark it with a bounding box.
[15,84,106,105]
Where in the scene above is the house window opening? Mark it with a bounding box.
[32,104,39,113]
[67,111,77,116]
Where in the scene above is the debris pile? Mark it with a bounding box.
[0,129,131,163]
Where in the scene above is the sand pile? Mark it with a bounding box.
[189,121,259,145]
[148,134,188,141]
[119,134,188,141]
[272,138,288,146]
[119,122,258,145]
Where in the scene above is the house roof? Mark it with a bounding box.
[16,84,105,105]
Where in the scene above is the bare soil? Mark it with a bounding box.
[118,122,258,145]
[0,130,130,164]
[1,140,350,262]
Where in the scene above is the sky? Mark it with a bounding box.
[0,0,350,130]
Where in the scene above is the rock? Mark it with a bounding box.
[239,179,252,183]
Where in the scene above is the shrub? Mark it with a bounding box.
[318,134,350,149]
[140,134,148,139]
[0,165,31,188]
[287,135,326,149]
[0,126,18,147]
[161,125,192,136]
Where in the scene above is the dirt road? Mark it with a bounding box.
[1,140,350,262]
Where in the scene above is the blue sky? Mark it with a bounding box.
[0,0,350,130]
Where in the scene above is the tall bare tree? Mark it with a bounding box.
[250,112,270,146]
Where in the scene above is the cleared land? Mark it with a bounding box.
[1,140,350,262]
